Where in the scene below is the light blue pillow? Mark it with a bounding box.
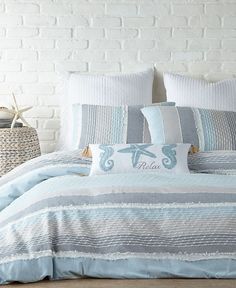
[142,106,236,151]
[72,102,175,149]
[90,143,190,176]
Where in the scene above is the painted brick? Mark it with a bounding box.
[72,50,104,62]
[6,49,37,61]
[222,39,236,50]
[6,72,38,83]
[23,61,54,72]
[0,28,5,37]
[173,28,203,38]
[206,50,236,61]
[139,3,169,16]
[107,29,138,39]
[0,15,22,26]
[0,84,21,95]
[58,16,88,27]
[123,17,154,28]
[92,17,121,27]
[0,39,21,48]
[40,3,72,16]
[223,17,236,28]
[90,40,121,50]
[90,62,120,73]
[206,4,236,16]
[38,72,59,83]
[156,16,187,28]
[140,28,171,40]
[17,94,38,106]
[124,40,155,50]
[37,130,55,141]
[56,62,87,72]
[72,4,105,16]
[43,119,60,130]
[56,40,88,50]
[106,4,137,16]
[189,62,221,74]
[222,63,236,72]
[75,28,104,39]
[0,62,21,72]
[6,3,39,14]
[39,50,71,61]
[7,27,38,38]
[106,50,138,62]
[156,39,187,51]
[140,50,171,62]
[24,16,56,27]
[22,84,55,95]
[206,29,236,38]
[40,28,71,39]
[0,3,4,12]
[0,0,234,154]
[172,52,203,62]
[172,4,204,16]
[25,107,54,118]
[23,39,54,49]
[39,94,58,106]
[189,16,221,28]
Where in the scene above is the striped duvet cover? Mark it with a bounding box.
[0,151,236,283]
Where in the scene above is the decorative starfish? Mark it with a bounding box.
[118,144,157,168]
[8,94,32,130]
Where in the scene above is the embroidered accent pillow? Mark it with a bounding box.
[141,106,236,151]
[72,102,175,149]
[89,143,190,176]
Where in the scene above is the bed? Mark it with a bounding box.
[0,150,235,284]
[0,71,236,285]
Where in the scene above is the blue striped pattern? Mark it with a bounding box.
[0,170,236,283]
[73,102,175,149]
[188,151,236,175]
[142,106,236,151]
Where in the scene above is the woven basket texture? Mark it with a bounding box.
[0,127,41,176]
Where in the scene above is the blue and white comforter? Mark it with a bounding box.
[0,151,236,283]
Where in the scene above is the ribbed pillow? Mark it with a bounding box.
[164,73,236,111]
[73,102,175,149]
[188,151,236,175]
[142,106,236,151]
[58,69,154,150]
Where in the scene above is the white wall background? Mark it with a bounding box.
[0,0,236,153]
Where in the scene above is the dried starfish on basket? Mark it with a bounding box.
[0,94,32,130]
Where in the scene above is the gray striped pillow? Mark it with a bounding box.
[72,102,175,149]
[142,106,236,151]
[188,151,236,175]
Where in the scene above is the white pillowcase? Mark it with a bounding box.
[58,69,154,150]
[164,73,236,111]
[89,143,190,176]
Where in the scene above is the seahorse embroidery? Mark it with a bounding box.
[99,144,114,172]
[162,144,177,169]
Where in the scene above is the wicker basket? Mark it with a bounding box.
[0,127,41,176]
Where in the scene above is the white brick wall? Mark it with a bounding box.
[0,0,235,153]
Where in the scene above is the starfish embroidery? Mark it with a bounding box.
[118,144,157,168]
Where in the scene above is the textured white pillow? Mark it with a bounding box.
[164,73,236,111]
[58,69,154,150]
